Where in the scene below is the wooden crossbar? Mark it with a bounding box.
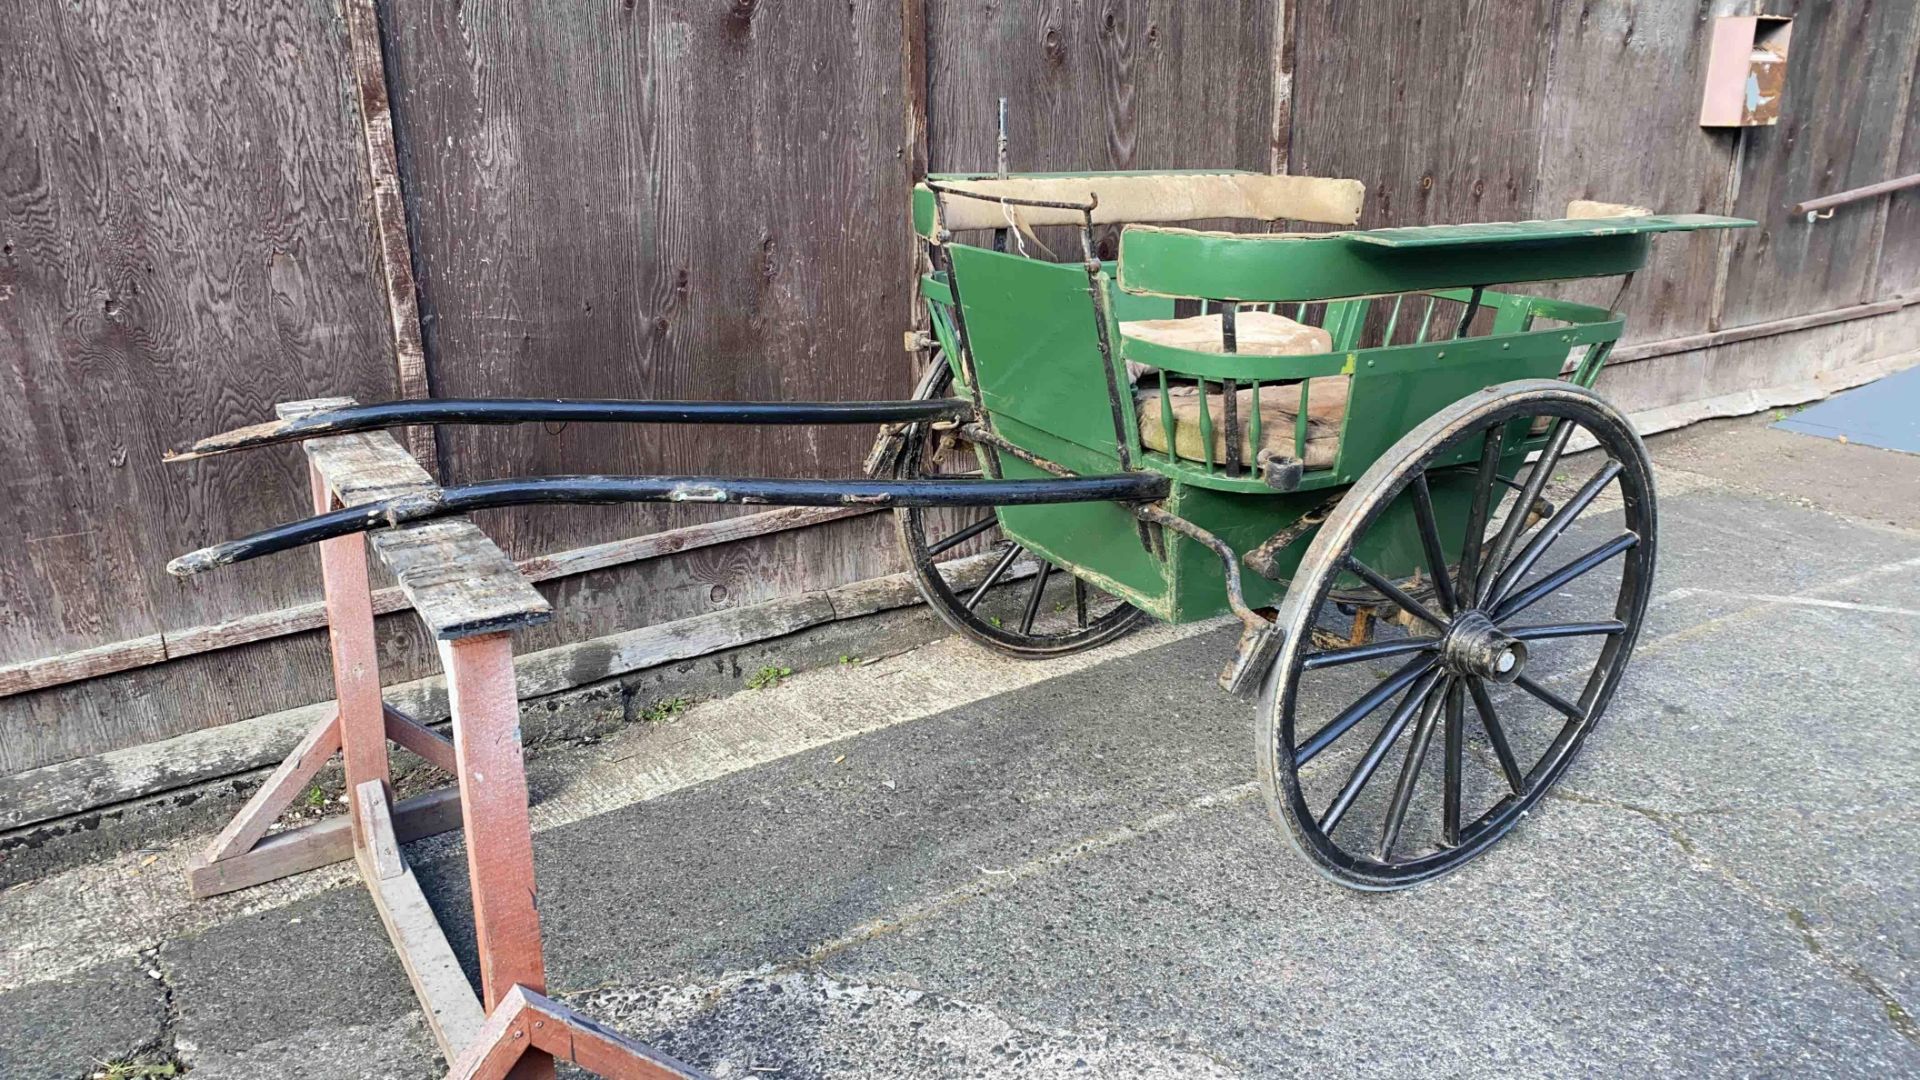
[187,401,704,1079]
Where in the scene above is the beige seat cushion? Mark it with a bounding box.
[1136,377,1348,469]
[1120,310,1332,357]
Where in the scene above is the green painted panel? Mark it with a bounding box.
[1348,214,1753,248]
[1118,227,1657,302]
[946,245,1131,464]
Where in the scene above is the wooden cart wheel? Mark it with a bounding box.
[891,358,1144,657]
[1258,379,1656,890]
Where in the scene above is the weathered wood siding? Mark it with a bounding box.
[2,0,1917,778]
[0,0,398,769]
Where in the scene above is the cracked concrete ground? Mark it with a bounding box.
[0,412,1915,1079]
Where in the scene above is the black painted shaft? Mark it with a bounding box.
[168,472,1170,576]
[168,398,976,460]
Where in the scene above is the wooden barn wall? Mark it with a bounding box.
[2,1,1918,779]
[1717,0,1919,327]
[379,0,907,562]
[0,0,399,770]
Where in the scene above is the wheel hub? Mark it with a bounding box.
[1440,610,1527,684]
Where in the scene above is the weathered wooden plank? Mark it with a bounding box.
[200,709,340,864]
[341,0,438,474]
[442,633,546,1012]
[371,522,553,641]
[280,399,552,640]
[385,703,458,774]
[353,778,405,881]
[1718,0,1920,326]
[380,0,910,575]
[1290,0,1557,231]
[1872,38,1920,299]
[520,987,703,1079]
[0,636,167,698]
[1529,0,1741,342]
[0,0,397,677]
[362,858,488,1061]
[0,511,890,773]
[187,785,463,899]
[928,0,1279,249]
[0,505,875,700]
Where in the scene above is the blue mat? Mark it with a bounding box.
[1773,364,1920,455]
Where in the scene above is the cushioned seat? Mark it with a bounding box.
[1120,310,1345,468]
[1136,379,1347,468]
[1120,309,1332,358]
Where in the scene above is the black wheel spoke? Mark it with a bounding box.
[1505,620,1626,641]
[964,544,1024,611]
[1296,655,1437,766]
[1345,557,1448,632]
[1467,677,1527,795]
[1409,473,1458,614]
[1494,531,1638,621]
[1321,669,1446,834]
[926,514,998,557]
[1019,559,1053,635]
[1259,384,1657,889]
[1442,679,1464,847]
[1303,636,1437,671]
[1458,427,1505,605]
[1514,673,1586,722]
[1379,677,1450,859]
[1481,418,1574,599]
[896,358,1142,657]
[1482,459,1622,611]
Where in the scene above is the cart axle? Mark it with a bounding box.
[1439,610,1528,685]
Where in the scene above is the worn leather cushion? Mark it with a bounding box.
[1120,310,1333,357]
[1135,378,1348,468]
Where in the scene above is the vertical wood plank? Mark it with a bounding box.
[379,0,909,571]
[312,466,392,833]
[440,632,546,1009]
[1530,0,1743,343]
[342,0,439,473]
[1290,0,1558,231]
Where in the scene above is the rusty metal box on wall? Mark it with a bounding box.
[1700,15,1792,127]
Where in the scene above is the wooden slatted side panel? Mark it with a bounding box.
[0,0,398,769]
[1717,0,1920,326]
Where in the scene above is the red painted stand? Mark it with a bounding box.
[188,400,701,1080]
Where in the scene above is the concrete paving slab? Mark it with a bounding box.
[0,955,169,1080]
[0,413,1914,1079]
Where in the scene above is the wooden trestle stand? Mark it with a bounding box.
[187,400,702,1080]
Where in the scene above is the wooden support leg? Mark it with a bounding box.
[448,986,704,1080]
[441,632,553,1080]
[197,709,341,865]
[354,781,488,1059]
[313,466,391,838]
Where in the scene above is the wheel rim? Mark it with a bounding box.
[1260,382,1656,889]
[893,360,1143,657]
